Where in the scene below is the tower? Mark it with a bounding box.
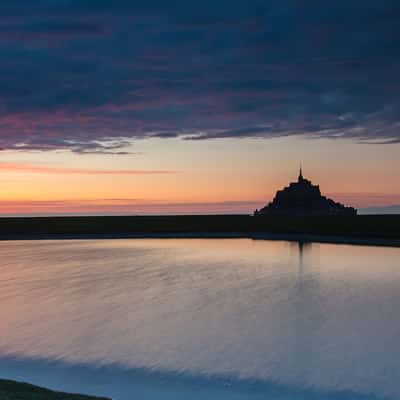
[298,165,304,183]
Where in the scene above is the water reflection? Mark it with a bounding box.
[289,240,312,273]
[0,239,399,399]
[288,241,324,385]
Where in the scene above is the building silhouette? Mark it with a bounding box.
[255,168,357,216]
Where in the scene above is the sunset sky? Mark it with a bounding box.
[1,0,399,215]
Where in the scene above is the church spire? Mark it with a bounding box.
[298,165,304,182]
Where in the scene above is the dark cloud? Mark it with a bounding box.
[0,0,399,152]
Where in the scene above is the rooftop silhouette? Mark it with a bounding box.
[255,169,357,216]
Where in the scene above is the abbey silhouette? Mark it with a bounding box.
[255,168,357,216]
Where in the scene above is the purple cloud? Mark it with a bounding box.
[0,0,399,152]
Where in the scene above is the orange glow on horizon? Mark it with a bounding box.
[0,137,399,215]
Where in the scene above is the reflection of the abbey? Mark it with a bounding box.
[297,241,310,272]
[287,241,326,385]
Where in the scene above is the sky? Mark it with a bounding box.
[0,0,399,215]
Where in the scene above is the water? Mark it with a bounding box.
[0,239,399,399]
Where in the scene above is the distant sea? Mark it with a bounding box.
[0,206,400,217]
[359,205,400,214]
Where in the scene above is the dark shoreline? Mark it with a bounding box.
[0,214,399,247]
[0,378,110,400]
[0,232,399,247]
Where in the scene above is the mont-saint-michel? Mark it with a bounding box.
[2,1,400,399]
[255,169,357,216]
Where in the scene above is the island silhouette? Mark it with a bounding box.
[255,168,357,216]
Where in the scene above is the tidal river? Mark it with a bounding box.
[0,239,399,399]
